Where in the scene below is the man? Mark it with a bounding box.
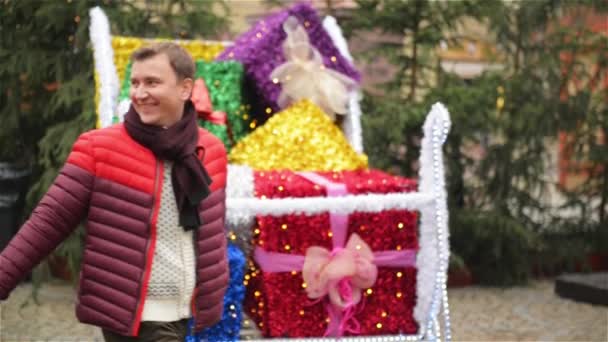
[0,43,229,341]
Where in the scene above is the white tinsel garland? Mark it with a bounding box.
[344,90,365,154]
[226,164,256,256]
[116,99,131,122]
[322,16,364,154]
[89,7,120,129]
[322,16,354,63]
[226,192,434,217]
[414,102,452,340]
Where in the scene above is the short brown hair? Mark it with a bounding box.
[131,42,195,80]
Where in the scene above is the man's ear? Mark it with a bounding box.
[180,78,194,101]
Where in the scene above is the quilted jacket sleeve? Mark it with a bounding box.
[0,133,95,299]
[194,130,229,331]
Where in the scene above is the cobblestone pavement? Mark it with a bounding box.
[1,279,606,341]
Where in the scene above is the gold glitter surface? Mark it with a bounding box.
[229,100,368,171]
[111,36,226,84]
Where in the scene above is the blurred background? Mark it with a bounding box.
[0,0,606,340]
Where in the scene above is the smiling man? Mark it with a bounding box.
[0,43,229,342]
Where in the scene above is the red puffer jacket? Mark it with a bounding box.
[0,124,229,336]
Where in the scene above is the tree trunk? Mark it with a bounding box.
[408,1,422,101]
[600,127,608,225]
[449,135,465,209]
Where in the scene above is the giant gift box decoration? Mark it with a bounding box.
[217,2,360,124]
[193,60,250,147]
[228,99,367,171]
[244,170,420,337]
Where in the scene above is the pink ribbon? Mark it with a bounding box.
[254,172,417,337]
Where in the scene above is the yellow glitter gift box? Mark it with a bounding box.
[229,99,368,171]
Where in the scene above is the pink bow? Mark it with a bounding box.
[303,233,377,310]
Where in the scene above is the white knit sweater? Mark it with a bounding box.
[142,161,196,321]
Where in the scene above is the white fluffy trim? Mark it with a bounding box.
[89,7,120,129]
[227,192,433,219]
[322,15,364,154]
[414,102,452,340]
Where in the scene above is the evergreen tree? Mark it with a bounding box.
[340,0,480,177]
[340,0,607,284]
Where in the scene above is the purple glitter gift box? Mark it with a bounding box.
[216,2,360,124]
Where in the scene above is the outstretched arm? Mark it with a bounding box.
[0,132,95,299]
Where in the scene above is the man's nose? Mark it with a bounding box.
[131,86,148,101]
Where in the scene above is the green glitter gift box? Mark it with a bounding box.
[116,60,252,151]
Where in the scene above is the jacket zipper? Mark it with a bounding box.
[132,159,162,336]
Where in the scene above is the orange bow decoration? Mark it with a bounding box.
[191,78,229,126]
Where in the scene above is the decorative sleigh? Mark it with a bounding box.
[89,5,453,342]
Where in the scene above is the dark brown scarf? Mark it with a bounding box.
[124,101,212,230]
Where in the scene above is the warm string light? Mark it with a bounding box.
[497,85,505,111]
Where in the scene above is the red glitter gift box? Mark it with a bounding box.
[244,169,420,338]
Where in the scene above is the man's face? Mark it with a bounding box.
[130,53,193,127]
